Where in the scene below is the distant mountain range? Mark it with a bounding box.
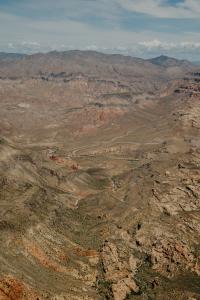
[0,51,196,80]
[0,51,195,65]
[0,52,26,61]
[148,55,193,68]
[193,61,200,66]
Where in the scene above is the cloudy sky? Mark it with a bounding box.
[0,0,199,60]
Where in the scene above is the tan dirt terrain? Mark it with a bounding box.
[0,51,200,299]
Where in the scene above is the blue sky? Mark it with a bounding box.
[0,0,199,60]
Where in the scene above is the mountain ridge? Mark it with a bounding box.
[0,50,195,65]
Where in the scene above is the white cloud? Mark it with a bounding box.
[139,40,176,50]
[139,39,200,50]
[116,0,200,18]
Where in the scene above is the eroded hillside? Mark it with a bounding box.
[0,52,200,300]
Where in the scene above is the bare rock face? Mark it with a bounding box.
[112,277,139,300]
[0,276,41,300]
[102,242,139,299]
[150,239,197,276]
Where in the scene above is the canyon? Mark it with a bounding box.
[0,51,200,300]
